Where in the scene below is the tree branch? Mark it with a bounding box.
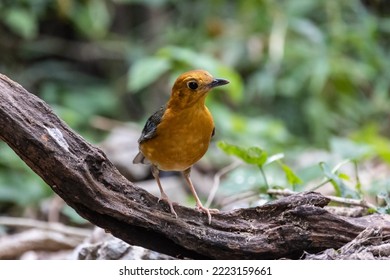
[1,73,389,259]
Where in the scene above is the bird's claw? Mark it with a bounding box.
[196,204,219,225]
[158,196,178,219]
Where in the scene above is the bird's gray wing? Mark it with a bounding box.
[137,105,166,144]
[133,105,166,165]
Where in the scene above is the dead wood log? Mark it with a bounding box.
[1,73,390,259]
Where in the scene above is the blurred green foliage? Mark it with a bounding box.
[0,0,390,214]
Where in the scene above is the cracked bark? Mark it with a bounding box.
[1,73,390,259]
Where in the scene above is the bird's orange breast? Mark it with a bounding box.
[139,105,214,171]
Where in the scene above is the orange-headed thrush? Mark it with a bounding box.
[133,69,229,224]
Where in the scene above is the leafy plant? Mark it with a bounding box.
[217,141,302,191]
[218,141,368,201]
[314,161,360,199]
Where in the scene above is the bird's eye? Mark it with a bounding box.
[187,81,198,90]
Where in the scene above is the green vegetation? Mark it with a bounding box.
[1,0,390,217]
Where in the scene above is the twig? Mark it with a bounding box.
[0,217,92,238]
[267,189,377,209]
[0,229,80,259]
[267,189,295,196]
[205,161,242,208]
[325,195,377,209]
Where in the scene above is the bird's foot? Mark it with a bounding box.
[158,195,178,219]
[196,204,219,225]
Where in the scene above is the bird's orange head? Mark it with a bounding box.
[168,69,229,109]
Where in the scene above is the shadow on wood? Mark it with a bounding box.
[1,73,389,259]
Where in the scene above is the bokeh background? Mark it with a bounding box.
[1,0,390,228]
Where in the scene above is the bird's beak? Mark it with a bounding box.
[208,78,230,88]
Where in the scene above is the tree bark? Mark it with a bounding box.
[0,73,389,259]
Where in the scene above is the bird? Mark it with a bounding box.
[133,69,229,224]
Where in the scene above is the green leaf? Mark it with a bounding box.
[319,162,359,198]
[217,141,247,159]
[127,57,171,92]
[245,147,268,166]
[278,162,303,188]
[72,0,111,39]
[3,8,37,39]
[217,141,267,166]
[319,162,342,196]
[338,173,350,181]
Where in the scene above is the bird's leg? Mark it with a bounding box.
[183,167,219,224]
[151,165,177,218]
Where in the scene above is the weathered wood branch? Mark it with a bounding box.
[1,73,390,259]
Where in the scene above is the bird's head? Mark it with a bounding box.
[169,70,229,109]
